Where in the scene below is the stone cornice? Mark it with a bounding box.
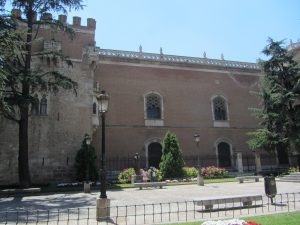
[97,48,261,71]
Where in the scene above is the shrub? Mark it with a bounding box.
[201,166,228,178]
[118,168,136,183]
[160,131,185,178]
[183,167,198,178]
[288,166,299,174]
[74,134,98,182]
[147,167,163,181]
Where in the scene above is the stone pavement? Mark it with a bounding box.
[0,180,300,224]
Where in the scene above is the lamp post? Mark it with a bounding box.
[96,91,109,199]
[84,134,91,193]
[134,153,140,174]
[194,134,200,169]
[194,133,204,186]
[96,91,110,220]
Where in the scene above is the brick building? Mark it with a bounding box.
[0,12,297,185]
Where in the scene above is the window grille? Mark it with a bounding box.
[146,94,161,119]
[213,97,227,120]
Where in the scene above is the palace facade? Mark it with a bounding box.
[0,11,297,184]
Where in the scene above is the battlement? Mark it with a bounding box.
[11,9,96,30]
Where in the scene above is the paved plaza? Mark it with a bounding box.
[0,181,300,224]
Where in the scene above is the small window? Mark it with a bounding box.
[146,94,161,119]
[213,97,227,121]
[31,94,39,115]
[93,102,97,114]
[40,95,47,115]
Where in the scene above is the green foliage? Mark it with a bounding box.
[118,168,136,183]
[183,167,198,178]
[146,167,163,181]
[74,135,98,182]
[200,166,228,178]
[0,0,83,186]
[288,166,299,174]
[159,131,185,178]
[248,38,300,154]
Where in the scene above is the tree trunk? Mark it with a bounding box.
[18,104,31,187]
[17,1,34,187]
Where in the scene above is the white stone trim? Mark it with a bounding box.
[145,119,164,127]
[213,121,230,128]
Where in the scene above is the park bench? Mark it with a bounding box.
[193,194,262,210]
[236,176,262,183]
[134,182,167,190]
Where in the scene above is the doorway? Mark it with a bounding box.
[148,142,162,168]
[217,142,232,167]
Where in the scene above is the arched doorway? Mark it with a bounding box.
[148,142,162,168]
[217,142,232,167]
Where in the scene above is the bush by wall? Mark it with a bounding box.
[147,167,163,181]
[183,167,198,178]
[74,135,99,182]
[118,168,136,183]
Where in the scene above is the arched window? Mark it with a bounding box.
[213,96,227,121]
[40,95,47,115]
[146,94,161,119]
[31,94,39,115]
[93,102,97,114]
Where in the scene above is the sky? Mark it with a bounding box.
[6,0,300,63]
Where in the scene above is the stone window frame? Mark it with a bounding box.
[30,93,49,116]
[144,91,164,127]
[31,94,40,116]
[211,95,230,127]
[40,94,48,116]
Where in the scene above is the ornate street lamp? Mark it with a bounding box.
[96,91,109,199]
[194,133,200,169]
[194,133,204,186]
[84,134,91,193]
[134,153,141,174]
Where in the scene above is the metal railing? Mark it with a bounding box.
[105,154,293,174]
[1,192,300,224]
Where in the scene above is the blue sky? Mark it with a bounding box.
[7,0,300,63]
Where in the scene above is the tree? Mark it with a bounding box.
[0,0,83,187]
[159,131,185,178]
[0,11,22,110]
[75,135,98,182]
[248,38,300,156]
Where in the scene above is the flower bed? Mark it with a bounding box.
[202,219,261,225]
[201,166,228,178]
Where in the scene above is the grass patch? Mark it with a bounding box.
[204,178,236,183]
[162,211,300,225]
[243,211,300,225]
[110,178,236,189]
